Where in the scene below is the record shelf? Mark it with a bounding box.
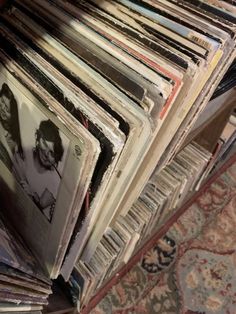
[0,0,235,313]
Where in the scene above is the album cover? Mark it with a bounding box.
[71,263,94,308]
[0,51,100,278]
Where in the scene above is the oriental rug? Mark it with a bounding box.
[82,155,236,314]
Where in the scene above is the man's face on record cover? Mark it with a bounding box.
[34,119,64,172]
[37,134,56,169]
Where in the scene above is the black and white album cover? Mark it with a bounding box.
[0,57,100,278]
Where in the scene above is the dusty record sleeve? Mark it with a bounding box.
[0,50,101,278]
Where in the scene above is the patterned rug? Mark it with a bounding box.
[83,156,236,314]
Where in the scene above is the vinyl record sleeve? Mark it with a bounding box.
[0,52,101,278]
[0,282,47,300]
[161,0,236,37]
[74,261,99,306]
[132,199,154,236]
[0,291,48,305]
[0,303,42,312]
[70,264,91,307]
[99,0,228,77]
[172,0,236,26]
[116,221,140,264]
[0,24,135,284]
[0,274,50,295]
[201,0,236,16]
[0,216,48,283]
[0,264,51,292]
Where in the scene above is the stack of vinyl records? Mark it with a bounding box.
[0,214,51,312]
[0,0,235,310]
[70,140,213,307]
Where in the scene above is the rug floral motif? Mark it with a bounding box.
[177,249,236,314]
[91,161,236,314]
